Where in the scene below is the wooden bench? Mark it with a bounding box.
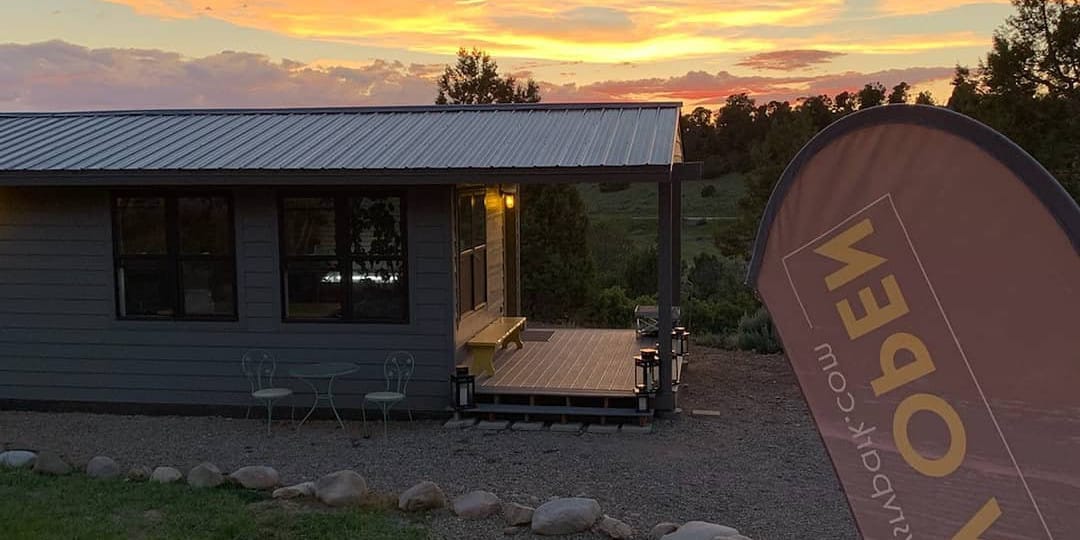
[466,317,526,376]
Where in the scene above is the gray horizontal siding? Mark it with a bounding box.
[0,185,455,411]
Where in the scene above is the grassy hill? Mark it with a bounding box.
[576,173,745,262]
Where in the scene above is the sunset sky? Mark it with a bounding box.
[1,0,1015,111]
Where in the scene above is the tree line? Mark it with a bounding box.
[699,0,1078,259]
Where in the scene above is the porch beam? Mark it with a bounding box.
[655,178,676,412]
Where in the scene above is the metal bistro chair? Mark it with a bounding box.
[241,349,294,435]
[362,351,415,438]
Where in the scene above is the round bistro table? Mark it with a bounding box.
[289,362,360,430]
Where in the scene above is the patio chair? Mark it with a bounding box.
[362,351,414,438]
[241,349,294,435]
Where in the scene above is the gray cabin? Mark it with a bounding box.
[0,102,693,416]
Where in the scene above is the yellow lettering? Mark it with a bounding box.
[815,218,887,291]
[873,332,936,397]
[953,498,1002,540]
[894,393,967,478]
[837,275,910,340]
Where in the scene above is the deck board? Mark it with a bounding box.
[478,329,648,397]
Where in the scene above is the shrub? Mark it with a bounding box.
[683,253,759,335]
[733,306,782,353]
[582,286,636,328]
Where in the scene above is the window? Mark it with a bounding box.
[112,193,236,320]
[457,190,487,315]
[280,193,407,323]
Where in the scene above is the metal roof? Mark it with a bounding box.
[0,103,681,181]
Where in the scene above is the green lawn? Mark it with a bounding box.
[0,470,426,540]
[577,173,746,262]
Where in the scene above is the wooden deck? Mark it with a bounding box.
[477,329,648,398]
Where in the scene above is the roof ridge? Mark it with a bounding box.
[0,101,682,118]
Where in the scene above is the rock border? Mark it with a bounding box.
[0,448,749,539]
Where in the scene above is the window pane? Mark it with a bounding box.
[457,195,472,252]
[472,247,486,308]
[179,196,231,255]
[181,260,235,316]
[472,194,486,247]
[284,198,336,255]
[350,196,403,257]
[458,251,473,315]
[285,259,342,319]
[118,259,174,317]
[352,260,406,321]
[115,197,166,255]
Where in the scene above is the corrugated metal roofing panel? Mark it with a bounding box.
[0,102,681,174]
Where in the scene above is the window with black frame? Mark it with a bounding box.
[281,193,407,323]
[112,193,236,319]
[457,190,487,315]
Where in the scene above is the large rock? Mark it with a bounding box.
[661,521,741,540]
[127,465,152,482]
[531,497,602,535]
[150,466,183,484]
[228,466,281,490]
[86,456,121,480]
[452,490,501,519]
[273,481,316,499]
[651,522,680,539]
[0,450,37,469]
[502,502,534,526]
[315,470,368,507]
[596,515,634,539]
[187,462,224,488]
[398,480,446,512]
[32,451,71,475]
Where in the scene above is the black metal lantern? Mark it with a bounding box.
[634,384,651,413]
[451,366,476,409]
[673,327,690,357]
[634,348,660,394]
[671,327,690,385]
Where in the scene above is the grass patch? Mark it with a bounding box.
[0,469,426,540]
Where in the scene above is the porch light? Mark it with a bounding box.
[500,186,517,210]
[451,366,476,410]
[634,348,660,394]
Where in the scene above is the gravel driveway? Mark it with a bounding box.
[0,348,857,540]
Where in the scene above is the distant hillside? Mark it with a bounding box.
[576,173,746,262]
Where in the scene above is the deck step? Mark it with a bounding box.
[469,403,652,418]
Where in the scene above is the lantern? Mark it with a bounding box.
[634,385,651,413]
[673,327,690,357]
[634,348,660,393]
[451,366,476,409]
[500,186,517,210]
[671,327,690,385]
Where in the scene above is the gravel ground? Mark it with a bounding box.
[0,347,857,540]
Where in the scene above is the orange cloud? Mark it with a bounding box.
[876,0,1010,16]
[105,1,844,63]
[809,32,988,54]
[737,50,846,71]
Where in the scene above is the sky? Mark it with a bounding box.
[0,0,1016,111]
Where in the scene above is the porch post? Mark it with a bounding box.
[655,178,676,412]
[504,185,522,317]
[671,176,682,302]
